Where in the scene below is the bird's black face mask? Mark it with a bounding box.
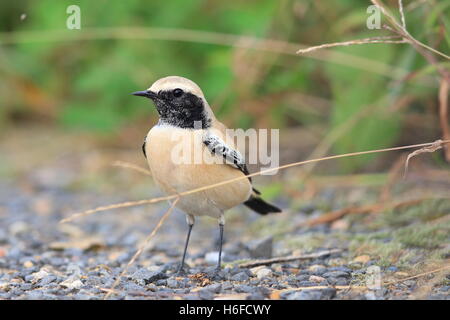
[132,89,211,129]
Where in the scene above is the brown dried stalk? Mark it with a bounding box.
[297,0,450,60]
[111,160,152,176]
[60,140,450,224]
[404,139,444,178]
[297,36,407,55]
[384,264,450,286]
[439,79,450,161]
[237,249,341,268]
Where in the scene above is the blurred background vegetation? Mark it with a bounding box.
[0,0,448,173]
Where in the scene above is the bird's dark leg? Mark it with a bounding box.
[178,215,194,275]
[216,215,225,271]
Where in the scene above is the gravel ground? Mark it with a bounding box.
[0,129,449,300]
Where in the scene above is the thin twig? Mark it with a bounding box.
[439,78,450,161]
[104,197,179,300]
[372,0,450,60]
[296,36,407,55]
[59,140,450,224]
[112,160,152,176]
[404,139,444,178]
[237,249,341,268]
[384,264,450,286]
[398,0,406,29]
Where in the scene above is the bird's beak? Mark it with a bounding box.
[132,90,157,99]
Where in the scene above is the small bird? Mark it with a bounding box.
[133,76,281,273]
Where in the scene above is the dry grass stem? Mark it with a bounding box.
[237,249,342,268]
[297,0,449,60]
[296,36,407,55]
[398,0,406,29]
[112,160,152,176]
[439,79,450,161]
[384,264,450,286]
[404,139,444,178]
[60,140,450,224]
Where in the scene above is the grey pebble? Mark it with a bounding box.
[322,271,350,279]
[231,272,249,282]
[198,289,214,300]
[221,282,233,290]
[130,269,167,285]
[328,266,352,273]
[296,275,310,281]
[155,279,167,286]
[386,266,398,272]
[38,275,57,286]
[166,279,179,289]
[234,285,254,293]
[245,236,273,259]
[287,288,336,300]
[205,283,222,293]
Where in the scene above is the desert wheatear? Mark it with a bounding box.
[133,76,281,273]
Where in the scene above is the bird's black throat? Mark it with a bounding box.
[153,91,211,129]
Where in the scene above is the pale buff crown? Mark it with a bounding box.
[148,76,205,99]
[148,76,216,120]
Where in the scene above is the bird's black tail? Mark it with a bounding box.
[244,196,282,215]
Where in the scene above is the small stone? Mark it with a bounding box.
[31,269,49,283]
[309,275,326,283]
[130,269,167,285]
[353,255,371,264]
[155,279,167,286]
[235,285,253,293]
[205,283,222,293]
[323,271,350,279]
[166,279,179,289]
[23,261,34,268]
[205,251,221,265]
[221,282,233,290]
[386,266,398,272]
[403,280,416,288]
[308,265,327,275]
[198,289,214,300]
[245,236,273,259]
[231,272,249,282]
[334,278,349,286]
[250,266,272,279]
[38,275,57,286]
[365,291,378,300]
[330,219,349,230]
[0,282,9,290]
[9,221,30,235]
[395,272,409,278]
[287,288,336,300]
[256,268,272,279]
[296,274,310,282]
[60,278,83,290]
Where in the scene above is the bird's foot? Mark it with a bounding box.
[176,265,188,276]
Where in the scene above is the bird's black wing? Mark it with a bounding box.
[142,139,147,159]
[203,133,261,195]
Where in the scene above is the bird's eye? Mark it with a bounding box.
[173,88,184,98]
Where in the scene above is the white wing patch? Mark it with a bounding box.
[202,133,246,170]
[202,131,261,195]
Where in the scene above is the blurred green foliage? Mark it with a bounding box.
[0,0,448,171]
